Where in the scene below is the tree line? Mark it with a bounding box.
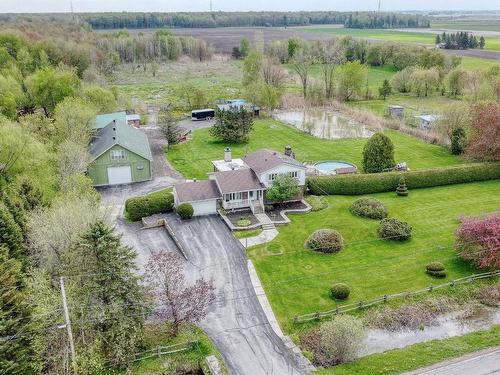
[436,31,486,50]
[80,11,429,30]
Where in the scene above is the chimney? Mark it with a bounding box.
[224,147,232,162]
[284,145,295,159]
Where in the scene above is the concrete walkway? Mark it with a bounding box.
[239,229,279,247]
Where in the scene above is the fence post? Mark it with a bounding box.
[336,305,339,315]
[358,301,363,310]
[157,346,161,358]
[293,316,298,323]
[451,280,455,287]
[383,295,388,303]
[314,312,320,320]
[428,284,433,292]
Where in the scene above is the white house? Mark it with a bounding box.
[173,147,306,216]
[415,114,440,129]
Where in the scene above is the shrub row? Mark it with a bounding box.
[307,163,500,195]
[125,189,174,221]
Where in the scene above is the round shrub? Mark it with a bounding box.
[426,262,447,278]
[350,197,388,219]
[378,218,412,241]
[177,203,194,220]
[330,283,351,300]
[305,229,344,254]
[237,217,251,227]
[125,190,174,221]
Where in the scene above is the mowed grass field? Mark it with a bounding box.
[166,119,462,179]
[249,180,500,331]
[431,20,500,33]
[294,26,500,51]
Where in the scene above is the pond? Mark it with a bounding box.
[274,109,375,139]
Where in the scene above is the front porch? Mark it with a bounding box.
[222,189,265,214]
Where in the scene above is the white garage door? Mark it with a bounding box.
[192,200,217,216]
[107,166,132,185]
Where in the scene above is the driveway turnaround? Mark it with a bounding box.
[158,214,305,375]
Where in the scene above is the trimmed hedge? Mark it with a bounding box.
[125,189,174,221]
[426,262,447,278]
[177,203,194,220]
[307,163,500,195]
[330,283,351,300]
[378,218,412,241]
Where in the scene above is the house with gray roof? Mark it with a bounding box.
[173,147,306,216]
[87,119,152,186]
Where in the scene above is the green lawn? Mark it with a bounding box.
[234,229,263,239]
[166,120,462,179]
[248,180,500,332]
[322,324,500,375]
[292,26,500,51]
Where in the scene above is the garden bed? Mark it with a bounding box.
[266,201,310,224]
[225,210,259,228]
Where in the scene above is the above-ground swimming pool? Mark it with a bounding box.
[314,161,357,175]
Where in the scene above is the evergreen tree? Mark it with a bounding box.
[158,106,181,149]
[396,176,409,197]
[479,36,486,49]
[378,79,392,100]
[239,37,250,58]
[451,127,467,155]
[68,221,148,369]
[435,34,441,45]
[362,132,395,173]
[210,107,254,142]
[0,245,35,375]
[0,201,24,259]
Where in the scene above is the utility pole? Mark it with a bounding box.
[210,0,213,12]
[378,0,381,12]
[60,277,77,374]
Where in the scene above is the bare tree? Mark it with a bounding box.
[57,139,92,178]
[145,250,216,336]
[262,58,287,89]
[319,39,345,99]
[291,48,314,99]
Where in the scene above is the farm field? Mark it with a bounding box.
[248,180,500,332]
[166,119,462,179]
[293,26,500,51]
[431,20,500,33]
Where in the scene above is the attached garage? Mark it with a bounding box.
[173,180,221,217]
[88,118,153,187]
[107,165,132,185]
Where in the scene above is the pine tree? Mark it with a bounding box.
[0,245,35,375]
[479,36,486,49]
[362,133,395,173]
[0,201,24,259]
[435,34,441,45]
[69,221,148,368]
[451,127,466,155]
[396,176,409,197]
[378,79,392,100]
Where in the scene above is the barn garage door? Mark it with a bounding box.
[107,166,132,185]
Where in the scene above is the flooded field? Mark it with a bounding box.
[274,109,375,139]
[362,306,500,356]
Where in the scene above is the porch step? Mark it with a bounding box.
[262,223,276,230]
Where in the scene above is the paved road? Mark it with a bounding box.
[406,347,500,375]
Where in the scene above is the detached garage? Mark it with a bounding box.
[173,180,221,216]
[88,119,153,186]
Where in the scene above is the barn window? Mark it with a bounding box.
[110,150,125,160]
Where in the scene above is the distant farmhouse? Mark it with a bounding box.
[87,112,152,186]
[173,147,306,217]
[415,114,440,129]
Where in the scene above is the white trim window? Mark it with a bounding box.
[226,192,243,201]
[268,173,278,181]
[288,171,298,178]
[110,150,125,160]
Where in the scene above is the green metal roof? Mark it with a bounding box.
[89,120,152,161]
[92,111,127,130]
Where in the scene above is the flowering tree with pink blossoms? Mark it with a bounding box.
[455,214,500,269]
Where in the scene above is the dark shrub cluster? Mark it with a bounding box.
[350,197,388,219]
[305,229,344,254]
[307,163,500,195]
[330,283,351,300]
[426,262,447,278]
[177,203,194,220]
[378,218,412,241]
[125,189,174,221]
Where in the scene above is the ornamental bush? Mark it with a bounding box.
[378,218,412,241]
[426,262,447,278]
[177,203,194,220]
[125,189,174,221]
[455,214,500,269]
[362,133,395,173]
[330,283,351,300]
[305,229,344,254]
[396,176,408,197]
[307,163,500,196]
[350,197,388,219]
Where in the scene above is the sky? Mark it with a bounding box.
[0,0,499,13]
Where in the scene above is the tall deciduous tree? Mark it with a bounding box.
[319,39,345,99]
[378,79,392,100]
[145,250,215,336]
[242,50,263,87]
[210,107,254,143]
[337,61,368,101]
[291,48,314,99]
[265,174,300,204]
[436,102,471,147]
[466,103,500,162]
[0,200,24,259]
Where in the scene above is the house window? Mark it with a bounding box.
[110,150,125,160]
[289,171,298,178]
[268,173,278,181]
[226,192,243,201]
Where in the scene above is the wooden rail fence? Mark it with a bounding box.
[293,270,500,323]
